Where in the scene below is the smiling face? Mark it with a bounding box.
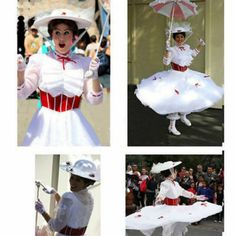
[174,33,185,46]
[52,23,74,55]
[69,174,86,192]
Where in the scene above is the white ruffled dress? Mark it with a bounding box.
[48,190,93,236]
[126,179,222,236]
[135,44,223,115]
[18,51,103,146]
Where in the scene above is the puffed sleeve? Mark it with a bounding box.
[187,44,199,57]
[17,54,41,99]
[81,57,103,105]
[157,181,169,201]
[176,182,195,199]
[48,192,73,232]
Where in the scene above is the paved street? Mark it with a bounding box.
[17,91,110,146]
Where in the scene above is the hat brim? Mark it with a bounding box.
[60,164,99,181]
[34,15,91,29]
[151,161,182,174]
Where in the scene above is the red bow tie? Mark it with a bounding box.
[178,46,185,51]
[56,54,76,70]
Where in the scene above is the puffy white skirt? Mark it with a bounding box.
[135,69,223,115]
[126,202,222,236]
[22,107,100,146]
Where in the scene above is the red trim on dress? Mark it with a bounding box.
[163,197,180,206]
[59,225,87,236]
[171,62,188,72]
[40,90,81,112]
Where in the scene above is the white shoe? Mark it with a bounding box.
[168,126,181,135]
[180,117,191,126]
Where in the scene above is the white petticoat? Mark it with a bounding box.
[135,69,223,115]
[126,202,222,236]
[22,107,100,146]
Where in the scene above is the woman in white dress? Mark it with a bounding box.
[35,159,99,236]
[126,161,222,236]
[135,23,223,135]
[17,9,103,146]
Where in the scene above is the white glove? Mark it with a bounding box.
[85,58,100,79]
[35,200,45,214]
[17,54,26,71]
[166,40,171,50]
[42,186,57,194]
[89,58,100,71]
[199,38,205,46]
[155,197,162,205]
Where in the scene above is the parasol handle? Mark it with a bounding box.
[35,183,40,233]
[168,2,176,42]
[69,28,88,51]
[84,11,110,78]
[94,11,110,58]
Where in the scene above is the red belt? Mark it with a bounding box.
[59,226,87,236]
[164,197,180,206]
[40,90,81,112]
[171,62,188,72]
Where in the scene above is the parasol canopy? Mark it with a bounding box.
[149,0,198,20]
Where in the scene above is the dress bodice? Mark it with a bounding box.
[26,52,91,97]
[168,44,198,67]
[48,190,94,232]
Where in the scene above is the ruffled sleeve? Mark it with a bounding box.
[188,44,199,57]
[157,181,169,200]
[17,54,41,99]
[48,192,73,232]
[176,182,195,198]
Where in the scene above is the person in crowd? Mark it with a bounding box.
[204,166,218,189]
[24,25,43,63]
[145,173,158,206]
[194,164,205,182]
[97,36,110,92]
[197,180,214,203]
[139,168,149,207]
[214,183,224,223]
[85,34,98,58]
[17,9,103,146]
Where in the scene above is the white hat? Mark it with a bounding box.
[151,161,182,174]
[166,22,192,36]
[34,9,91,29]
[60,159,99,181]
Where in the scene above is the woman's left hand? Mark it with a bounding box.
[199,38,205,46]
[89,58,100,72]
[84,58,100,78]
[35,199,45,214]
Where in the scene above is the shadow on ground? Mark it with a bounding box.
[128,85,224,146]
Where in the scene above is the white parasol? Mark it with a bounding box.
[149,0,198,41]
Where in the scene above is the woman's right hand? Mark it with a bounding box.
[17,54,26,71]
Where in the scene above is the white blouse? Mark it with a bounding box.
[48,189,94,233]
[163,44,199,67]
[157,179,194,201]
[18,52,103,105]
